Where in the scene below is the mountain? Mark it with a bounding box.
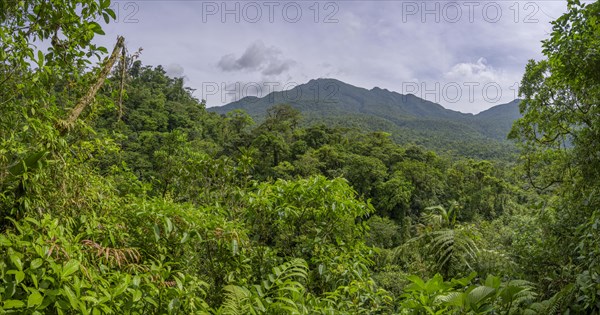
[473,99,522,140]
[208,78,522,159]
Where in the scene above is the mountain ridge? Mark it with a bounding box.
[208,78,521,159]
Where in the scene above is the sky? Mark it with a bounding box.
[95,0,569,113]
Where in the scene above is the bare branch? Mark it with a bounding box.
[58,36,125,133]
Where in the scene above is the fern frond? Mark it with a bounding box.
[538,283,575,314]
[218,285,252,315]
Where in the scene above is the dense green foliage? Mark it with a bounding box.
[509,0,600,311]
[1,0,599,313]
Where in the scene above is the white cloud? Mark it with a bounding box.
[445,58,502,82]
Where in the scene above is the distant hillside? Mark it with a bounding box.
[473,99,522,140]
[208,79,522,159]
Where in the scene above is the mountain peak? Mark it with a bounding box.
[371,86,390,93]
[208,78,521,143]
[308,77,345,84]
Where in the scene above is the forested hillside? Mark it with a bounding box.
[1,0,599,314]
[210,79,521,160]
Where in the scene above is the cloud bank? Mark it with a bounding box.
[95,0,568,112]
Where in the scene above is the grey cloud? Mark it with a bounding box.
[262,59,295,76]
[217,54,243,71]
[217,41,295,76]
[165,63,185,78]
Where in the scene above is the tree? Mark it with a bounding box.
[342,154,387,197]
[251,104,301,169]
[446,160,509,221]
[264,104,301,133]
[245,176,373,293]
[509,0,600,310]
[1,0,118,222]
[373,171,414,221]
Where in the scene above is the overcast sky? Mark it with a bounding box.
[96,0,568,113]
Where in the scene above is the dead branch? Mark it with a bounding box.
[58,36,125,133]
